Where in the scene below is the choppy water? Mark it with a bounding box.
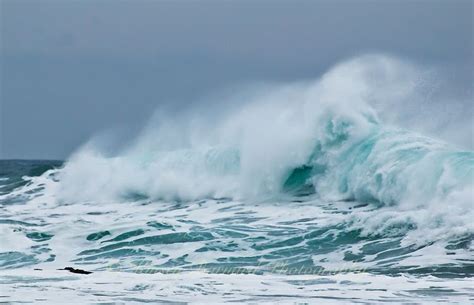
[0,156,472,304]
[1,56,473,303]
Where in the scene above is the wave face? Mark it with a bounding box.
[0,55,473,303]
[55,55,473,241]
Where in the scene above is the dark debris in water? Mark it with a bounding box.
[58,267,93,275]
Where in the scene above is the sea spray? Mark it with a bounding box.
[1,55,473,304]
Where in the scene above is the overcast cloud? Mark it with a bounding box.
[1,0,472,159]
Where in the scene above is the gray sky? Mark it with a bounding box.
[1,0,472,159]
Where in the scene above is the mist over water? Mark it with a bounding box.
[1,55,473,303]
[59,55,473,200]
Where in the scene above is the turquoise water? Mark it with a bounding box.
[1,55,473,303]
[0,136,472,303]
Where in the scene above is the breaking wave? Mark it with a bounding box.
[1,55,471,280]
[57,55,472,204]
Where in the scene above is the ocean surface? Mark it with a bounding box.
[1,56,473,304]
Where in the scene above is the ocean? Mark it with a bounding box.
[0,56,473,304]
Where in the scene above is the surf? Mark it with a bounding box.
[55,55,472,204]
[1,54,472,278]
